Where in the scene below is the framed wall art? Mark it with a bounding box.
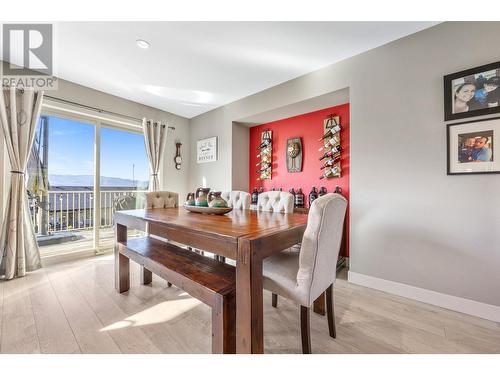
[447,117,500,175]
[196,136,217,163]
[444,60,500,121]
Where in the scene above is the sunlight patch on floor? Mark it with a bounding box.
[100,298,202,331]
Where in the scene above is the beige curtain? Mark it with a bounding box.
[0,87,44,279]
[142,119,168,191]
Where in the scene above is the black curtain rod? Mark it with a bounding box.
[43,95,176,130]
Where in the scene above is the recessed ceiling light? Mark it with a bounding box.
[136,39,151,49]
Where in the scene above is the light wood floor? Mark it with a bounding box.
[1,254,499,354]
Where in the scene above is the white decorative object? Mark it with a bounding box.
[197,136,217,163]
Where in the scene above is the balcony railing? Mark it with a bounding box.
[29,190,147,234]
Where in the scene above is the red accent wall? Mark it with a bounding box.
[249,103,350,256]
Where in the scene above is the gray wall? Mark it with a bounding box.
[231,123,250,191]
[188,22,500,307]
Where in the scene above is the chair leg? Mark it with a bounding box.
[313,292,325,315]
[300,306,311,354]
[272,293,278,308]
[214,255,226,263]
[326,284,336,339]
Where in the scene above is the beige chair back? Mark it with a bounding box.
[221,191,251,209]
[256,191,294,213]
[146,191,179,208]
[297,193,347,305]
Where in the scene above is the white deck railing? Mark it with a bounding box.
[29,190,147,234]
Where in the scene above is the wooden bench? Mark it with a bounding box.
[115,236,236,354]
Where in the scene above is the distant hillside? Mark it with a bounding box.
[49,174,148,188]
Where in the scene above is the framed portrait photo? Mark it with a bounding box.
[444,60,500,121]
[196,136,217,163]
[447,117,500,175]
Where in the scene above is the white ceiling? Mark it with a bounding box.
[55,22,439,118]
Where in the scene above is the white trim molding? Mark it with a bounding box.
[348,271,500,323]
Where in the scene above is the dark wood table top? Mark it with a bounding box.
[115,207,308,240]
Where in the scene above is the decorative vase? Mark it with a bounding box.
[185,192,195,206]
[195,188,211,207]
[208,191,228,208]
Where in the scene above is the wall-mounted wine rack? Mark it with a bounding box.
[318,115,341,179]
[257,130,272,180]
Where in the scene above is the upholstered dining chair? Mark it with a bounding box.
[146,191,179,209]
[213,191,251,263]
[221,190,251,210]
[262,193,348,354]
[256,191,294,213]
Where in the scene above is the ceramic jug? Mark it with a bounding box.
[185,192,195,206]
[207,191,228,208]
[195,188,211,207]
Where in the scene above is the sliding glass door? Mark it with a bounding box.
[27,114,96,258]
[26,111,149,258]
[98,125,149,249]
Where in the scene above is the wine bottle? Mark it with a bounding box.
[318,186,327,196]
[256,165,271,173]
[308,187,318,207]
[257,138,272,150]
[320,156,341,169]
[334,185,343,194]
[319,166,341,179]
[258,187,264,194]
[318,135,340,152]
[318,124,341,141]
[255,158,270,166]
[325,117,342,132]
[295,188,305,208]
[251,188,259,204]
[289,188,296,197]
[319,147,341,161]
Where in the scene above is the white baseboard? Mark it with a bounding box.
[348,271,500,323]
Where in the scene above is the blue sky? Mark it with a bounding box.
[45,116,149,183]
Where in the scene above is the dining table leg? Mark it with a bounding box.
[236,238,264,354]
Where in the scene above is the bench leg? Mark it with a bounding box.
[212,293,236,354]
[115,223,129,293]
[140,266,153,285]
[115,252,130,293]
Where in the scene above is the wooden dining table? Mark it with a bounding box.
[114,207,308,354]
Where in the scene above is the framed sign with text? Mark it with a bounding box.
[197,136,217,163]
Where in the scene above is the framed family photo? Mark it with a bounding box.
[447,117,500,175]
[444,60,500,121]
